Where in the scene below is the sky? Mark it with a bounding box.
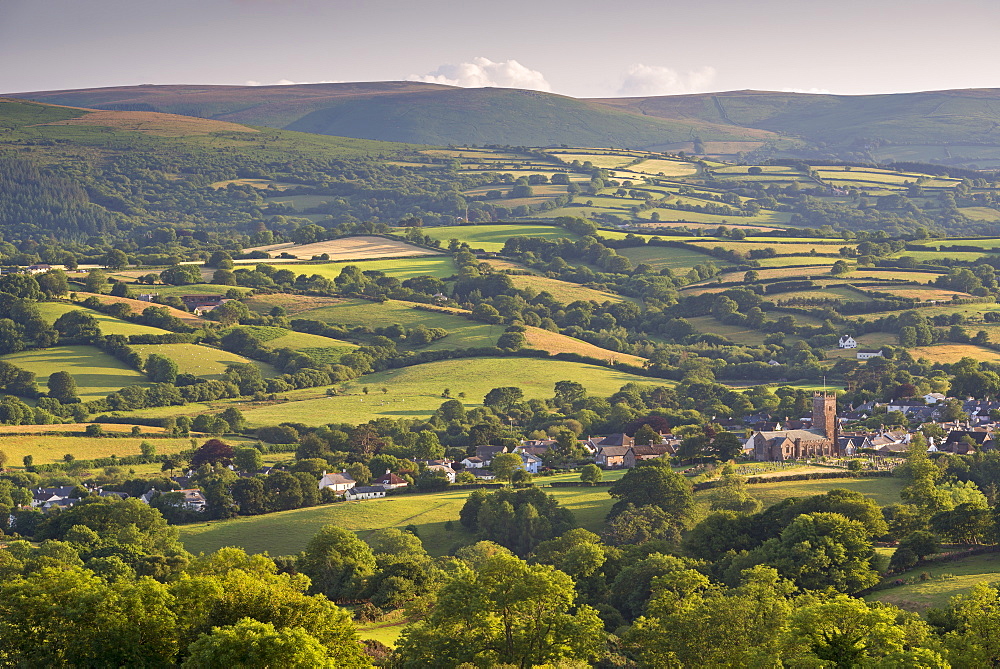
[2,0,1000,98]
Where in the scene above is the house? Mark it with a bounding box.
[520,452,542,474]
[31,485,81,509]
[461,456,485,469]
[475,445,508,465]
[838,335,857,349]
[137,293,158,302]
[942,429,996,454]
[27,263,52,274]
[427,464,456,483]
[838,435,872,456]
[594,446,635,469]
[318,471,355,493]
[857,349,884,360]
[471,469,497,481]
[924,393,946,405]
[345,486,386,501]
[375,470,408,490]
[177,489,207,512]
[632,444,673,461]
[596,433,635,448]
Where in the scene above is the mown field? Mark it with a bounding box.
[244,235,441,261]
[0,434,208,466]
[277,256,457,280]
[230,326,358,363]
[2,345,150,400]
[617,245,721,272]
[36,303,168,336]
[241,357,665,426]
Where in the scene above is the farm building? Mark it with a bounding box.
[345,486,386,500]
[857,349,884,360]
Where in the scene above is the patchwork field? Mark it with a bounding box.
[0,434,203,466]
[283,256,457,280]
[507,274,629,303]
[241,357,664,426]
[907,344,1000,364]
[229,326,357,363]
[420,224,579,251]
[130,344,278,379]
[243,235,442,261]
[74,293,203,324]
[617,245,721,272]
[2,345,150,400]
[522,328,647,366]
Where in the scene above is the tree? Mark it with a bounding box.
[298,525,377,601]
[53,311,100,341]
[608,462,695,523]
[190,439,235,468]
[84,269,109,294]
[553,380,587,407]
[102,249,129,270]
[144,354,178,384]
[37,270,69,297]
[580,463,603,484]
[233,446,263,473]
[183,618,335,668]
[483,386,523,413]
[633,423,660,446]
[489,452,522,482]
[395,552,602,667]
[47,371,78,403]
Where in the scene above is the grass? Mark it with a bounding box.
[35,302,168,336]
[506,274,629,304]
[178,483,619,559]
[867,552,1000,613]
[244,236,441,261]
[0,435,201,466]
[231,326,357,364]
[617,245,721,272]
[419,224,579,251]
[2,345,150,400]
[907,344,1000,364]
[241,357,666,427]
[522,328,647,366]
[745,476,905,508]
[130,344,278,379]
[625,158,699,177]
[284,298,503,351]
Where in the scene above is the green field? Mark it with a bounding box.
[747,476,904,508]
[286,299,503,351]
[507,274,629,303]
[241,357,664,426]
[419,224,579,251]
[130,343,278,379]
[868,552,1000,612]
[36,303,168,336]
[230,326,358,363]
[0,434,217,466]
[282,256,457,280]
[617,245,721,272]
[2,345,150,399]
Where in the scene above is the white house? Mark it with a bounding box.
[427,464,456,482]
[520,452,542,474]
[857,349,884,360]
[318,471,355,493]
[345,486,386,501]
[374,470,408,490]
[838,335,857,349]
[177,489,207,512]
[461,456,485,469]
[924,393,946,405]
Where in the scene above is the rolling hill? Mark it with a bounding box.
[14,82,1000,164]
[6,81,780,148]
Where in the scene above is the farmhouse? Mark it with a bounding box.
[374,470,408,490]
[595,446,635,469]
[838,335,857,349]
[751,392,840,461]
[475,445,508,466]
[318,471,355,493]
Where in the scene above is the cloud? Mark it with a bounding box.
[780,87,832,94]
[408,57,551,92]
[618,64,717,97]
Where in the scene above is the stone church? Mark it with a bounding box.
[751,392,839,461]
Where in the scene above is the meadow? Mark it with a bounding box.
[280,256,457,280]
[2,345,150,400]
[867,552,1000,613]
[617,245,722,272]
[0,434,203,466]
[130,344,278,379]
[506,274,629,304]
[241,357,665,427]
[36,303,168,336]
[231,326,358,363]
[419,224,579,251]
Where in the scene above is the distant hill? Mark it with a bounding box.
[13,82,1000,166]
[7,82,779,150]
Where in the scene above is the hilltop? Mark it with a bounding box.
[12,82,1000,165]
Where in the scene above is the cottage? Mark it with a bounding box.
[427,464,456,483]
[461,456,485,469]
[177,489,207,512]
[345,486,386,500]
[375,470,408,490]
[475,445,508,465]
[471,469,497,481]
[31,485,80,510]
[520,452,542,474]
[318,471,355,493]
[632,444,672,461]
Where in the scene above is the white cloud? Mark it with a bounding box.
[618,64,717,97]
[780,87,832,94]
[408,57,551,92]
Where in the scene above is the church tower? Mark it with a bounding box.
[812,392,837,440]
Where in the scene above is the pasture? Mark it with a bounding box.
[625,158,699,177]
[746,476,905,508]
[907,344,1000,364]
[230,326,357,364]
[241,357,665,426]
[130,344,278,379]
[867,552,1000,613]
[243,235,442,261]
[0,434,200,466]
[522,328,647,366]
[617,245,721,272]
[36,303,168,336]
[288,299,503,350]
[74,293,203,324]
[506,274,629,304]
[2,345,150,400]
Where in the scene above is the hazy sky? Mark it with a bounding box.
[3,0,999,97]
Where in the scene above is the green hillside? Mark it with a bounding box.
[9,82,778,148]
